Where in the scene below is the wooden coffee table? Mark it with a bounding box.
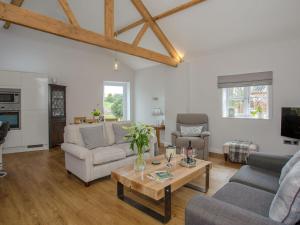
[111,155,212,223]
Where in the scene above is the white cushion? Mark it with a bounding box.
[279,150,300,184]
[64,123,101,147]
[270,161,300,224]
[180,125,203,137]
[104,122,115,145]
[92,146,126,165]
[115,143,135,157]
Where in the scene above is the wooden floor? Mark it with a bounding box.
[0,149,240,225]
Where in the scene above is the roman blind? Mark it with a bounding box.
[217,71,273,88]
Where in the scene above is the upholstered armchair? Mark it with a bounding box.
[171,114,210,160]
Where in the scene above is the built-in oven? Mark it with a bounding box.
[0,89,21,130]
[0,111,20,129]
[0,89,21,104]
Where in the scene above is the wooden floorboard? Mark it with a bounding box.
[0,149,240,225]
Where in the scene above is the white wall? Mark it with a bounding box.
[134,39,300,155]
[0,26,135,125]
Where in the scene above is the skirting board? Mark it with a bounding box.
[3,145,49,154]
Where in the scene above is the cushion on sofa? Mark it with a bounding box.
[80,125,108,150]
[176,136,204,149]
[279,150,300,184]
[115,143,150,157]
[64,123,101,147]
[112,122,132,144]
[269,161,300,225]
[229,165,280,193]
[213,182,275,217]
[104,122,115,145]
[92,146,126,165]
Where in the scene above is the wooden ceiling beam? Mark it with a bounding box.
[105,0,114,39]
[3,0,24,29]
[58,0,79,26]
[131,0,179,60]
[132,22,148,46]
[0,2,178,67]
[115,0,206,36]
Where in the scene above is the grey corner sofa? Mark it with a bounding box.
[171,113,209,160]
[186,152,296,225]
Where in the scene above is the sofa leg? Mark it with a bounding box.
[224,154,228,161]
[85,182,90,187]
[67,170,71,175]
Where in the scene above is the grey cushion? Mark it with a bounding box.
[214,182,275,217]
[186,195,282,225]
[230,165,280,193]
[279,150,300,184]
[112,122,132,144]
[92,146,126,165]
[80,125,107,150]
[175,136,204,149]
[180,125,203,137]
[270,161,300,225]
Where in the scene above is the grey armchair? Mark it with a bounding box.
[171,113,209,160]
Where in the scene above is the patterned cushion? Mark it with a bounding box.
[180,125,203,137]
[80,125,108,150]
[112,122,132,144]
[279,150,300,184]
[269,161,300,224]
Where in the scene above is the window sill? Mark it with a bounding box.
[222,116,270,120]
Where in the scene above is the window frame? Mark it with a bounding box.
[103,81,131,121]
[222,85,272,120]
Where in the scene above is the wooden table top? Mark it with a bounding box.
[111,155,212,200]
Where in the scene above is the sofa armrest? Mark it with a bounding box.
[61,143,89,160]
[171,131,180,146]
[247,152,291,173]
[186,196,283,225]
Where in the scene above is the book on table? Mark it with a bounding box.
[147,171,174,182]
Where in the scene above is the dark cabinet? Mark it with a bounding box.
[48,84,66,148]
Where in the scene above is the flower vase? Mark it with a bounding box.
[134,153,146,171]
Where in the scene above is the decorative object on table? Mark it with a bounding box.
[166,153,173,168]
[165,145,176,159]
[147,170,174,182]
[152,107,163,126]
[73,117,86,124]
[186,140,193,164]
[223,140,259,163]
[151,160,161,165]
[91,108,102,122]
[180,157,197,168]
[124,123,154,171]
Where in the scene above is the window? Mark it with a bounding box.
[222,85,271,119]
[103,81,130,121]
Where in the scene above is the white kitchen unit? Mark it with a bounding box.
[0,70,49,153]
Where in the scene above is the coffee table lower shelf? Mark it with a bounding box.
[116,164,209,224]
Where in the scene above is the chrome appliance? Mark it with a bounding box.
[0,89,21,129]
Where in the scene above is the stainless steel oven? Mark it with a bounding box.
[0,89,21,130]
[0,89,21,104]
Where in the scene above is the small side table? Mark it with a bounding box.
[152,124,165,148]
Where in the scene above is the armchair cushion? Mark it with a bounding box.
[180,125,203,137]
[230,165,280,193]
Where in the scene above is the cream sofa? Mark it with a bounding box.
[61,122,157,186]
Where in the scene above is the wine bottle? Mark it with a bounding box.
[186,140,193,164]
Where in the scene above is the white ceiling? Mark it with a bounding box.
[2,0,300,70]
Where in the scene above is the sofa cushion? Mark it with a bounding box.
[92,146,126,165]
[269,161,300,225]
[176,136,204,149]
[279,150,300,184]
[80,125,108,150]
[64,123,101,147]
[112,122,132,144]
[230,165,280,194]
[104,122,115,145]
[214,182,275,217]
[180,125,203,137]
